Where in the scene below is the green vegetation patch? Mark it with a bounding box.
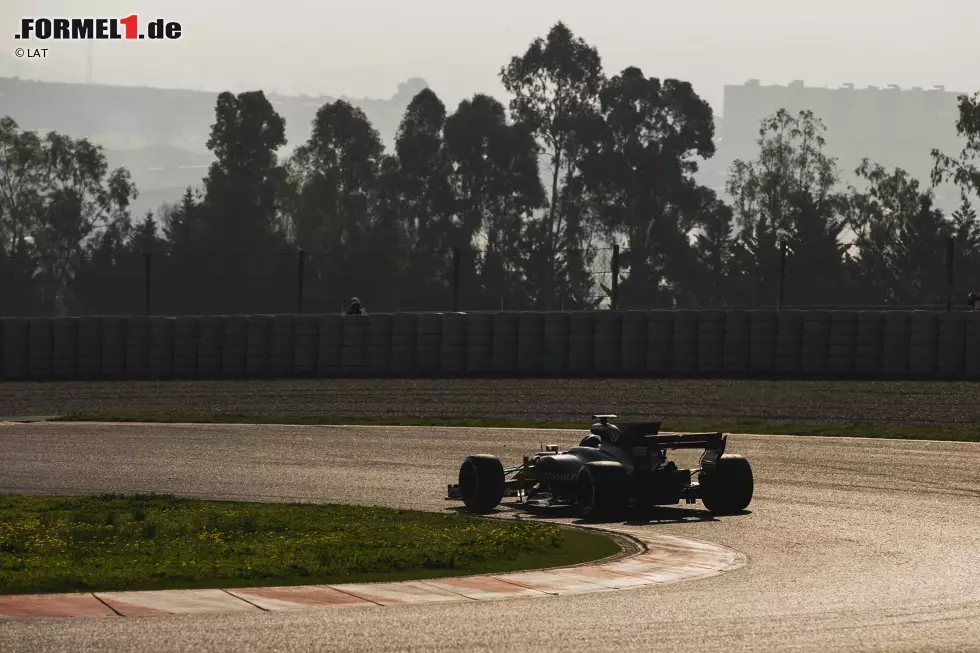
[55,412,980,442]
[0,494,620,595]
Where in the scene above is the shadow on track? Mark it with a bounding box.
[444,501,752,526]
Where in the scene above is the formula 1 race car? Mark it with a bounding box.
[447,415,753,520]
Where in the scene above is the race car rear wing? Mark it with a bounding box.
[640,432,727,452]
[591,415,726,454]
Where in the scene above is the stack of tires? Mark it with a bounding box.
[855,311,884,375]
[492,313,518,374]
[292,315,319,375]
[54,317,79,379]
[245,315,271,377]
[415,313,442,375]
[882,311,911,374]
[543,312,569,374]
[801,310,831,374]
[28,318,53,379]
[270,315,295,377]
[748,310,777,372]
[966,312,980,377]
[3,319,29,379]
[593,311,621,375]
[221,316,248,376]
[465,313,493,374]
[77,317,103,379]
[150,317,174,378]
[389,313,416,375]
[568,312,594,375]
[827,311,857,374]
[909,311,938,375]
[671,311,699,374]
[646,310,673,374]
[937,311,966,376]
[8,307,980,381]
[367,314,392,376]
[125,317,151,377]
[341,315,369,376]
[173,316,199,377]
[517,312,544,375]
[440,313,467,375]
[101,317,127,377]
[723,310,751,374]
[775,310,803,373]
[696,310,725,373]
[197,316,223,376]
[317,315,344,377]
[620,311,647,375]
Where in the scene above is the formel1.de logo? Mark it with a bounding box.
[15,16,182,41]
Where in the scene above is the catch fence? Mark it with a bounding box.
[1,239,977,317]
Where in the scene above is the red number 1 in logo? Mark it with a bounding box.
[120,14,138,39]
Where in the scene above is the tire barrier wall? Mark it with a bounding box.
[1,310,979,380]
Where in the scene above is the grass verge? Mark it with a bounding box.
[54,412,980,442]
[0,494,620,595]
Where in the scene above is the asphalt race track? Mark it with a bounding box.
[1,421,980,652]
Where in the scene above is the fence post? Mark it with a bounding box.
[945,236,955,311]
[451,248,460,312]
[776,239,787,312]
[143,252,151,316]
[610,245,620,310]
[391,258,398,314]
[296,249,306,315]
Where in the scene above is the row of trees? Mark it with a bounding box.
[2,22,979,316]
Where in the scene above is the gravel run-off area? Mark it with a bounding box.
[1,378,979,426]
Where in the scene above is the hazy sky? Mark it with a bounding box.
[2,0,978,112]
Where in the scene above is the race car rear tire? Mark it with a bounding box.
[577,461,628,521]
[698,454,753,515]
[458,455,505,513]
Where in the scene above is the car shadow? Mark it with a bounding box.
[566,506,721,526]
[443,505,514,517]
[444,502,752,526]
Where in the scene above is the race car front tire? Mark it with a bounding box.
[698,454,753,515]
[577,461,628,521]
[458,454,505,513]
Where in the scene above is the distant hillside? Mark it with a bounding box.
[0,76,427,151]
[0,76,429,217]
[101,146,213,217]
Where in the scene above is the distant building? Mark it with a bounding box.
[703,80,969,210]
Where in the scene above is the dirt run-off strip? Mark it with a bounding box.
[2,377,978,441]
